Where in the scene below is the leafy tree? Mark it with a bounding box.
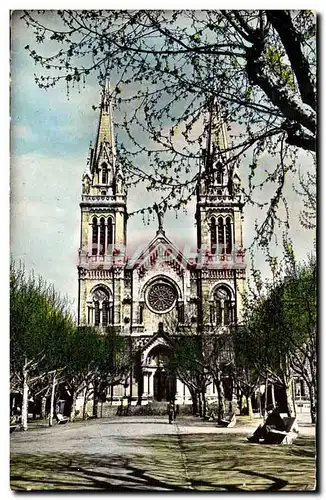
[10,260,74,430]
[20,10,316,242]
[92,328,132,418]
[240,246,316,421]
[283,255,317,423]
[294,169,316,230]
[166,334,211,417]
[165,310,235,419]
[62,325,132,420]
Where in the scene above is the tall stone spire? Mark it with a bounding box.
[204,98,229,171]
[91,78,116,173]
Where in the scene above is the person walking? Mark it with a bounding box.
[168,400,175,424]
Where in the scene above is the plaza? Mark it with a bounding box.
[10,415,316,491]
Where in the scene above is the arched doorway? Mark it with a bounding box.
[153,369,176,402]
[146,344,176,402]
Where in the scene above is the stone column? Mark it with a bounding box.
[148,370,154,398]
[99,303,103,326]
[105,220,108,256]
[97,220,100,256]
[142,372,148,395]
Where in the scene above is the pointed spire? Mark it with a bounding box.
[205,98,229,158]
[92,77,116,171]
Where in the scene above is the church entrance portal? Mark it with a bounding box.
[153,368,176,402]
[145,343,176,402]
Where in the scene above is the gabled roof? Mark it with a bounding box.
[97,141,115,167]
[130,230,189,273]
[140,330,172,360]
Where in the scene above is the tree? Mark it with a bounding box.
[166,334,211,417]
[164,309,235,420]
[240,247,316,421]
[10,260,74,430]
[92,328,132,418]
[20,10,316,242]
[231,329,261,419]
[62,325,132,420]
[283,255,317,423]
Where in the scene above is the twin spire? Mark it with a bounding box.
[91,77,116,173]
[204,97,229,167]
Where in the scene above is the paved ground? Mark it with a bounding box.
[10,416,316,491]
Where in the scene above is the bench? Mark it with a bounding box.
[56,413,69,424]
[248,416,299,445]
[219,413,236,428]
[10,416,21,433]
[263,417,299,445]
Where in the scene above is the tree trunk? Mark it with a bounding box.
[93,381,99,418]
[49,373,57,427]
[308,383,316,424]
[190,389,197,415]
[246,394,253,419]
[257,390,262,417]
[41,396,47,419]
[196,392,201,416]
[271,383,276,407]
[216,376,225,420]
[22,365,29,431]
[198,392,203,417]
[32,396,37,420]
[70,391,78,421]
[284,380,296,417]
[83,385,89,420]
[263,375,269,418]
[202,390,207,420]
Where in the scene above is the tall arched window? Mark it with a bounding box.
[99,217,105,255]
[210,217,217,254]
[214,286,232,326]
[225,217,232,254]
[107,218,113,247]
[102,300,109,326]
[94,301,100,326]
[92,217,98,255]
[218,217,224,254]
[89,287,112,328]
[101,162,108,184]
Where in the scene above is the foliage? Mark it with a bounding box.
[10,260,74,391]
[20,10,316,243]
[294,168,316,230]
[239,244,316,416]
[10,260,131,421]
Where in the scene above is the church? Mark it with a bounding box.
[77,81,246,407]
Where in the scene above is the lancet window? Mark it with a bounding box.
[88,287,113,327]
[210,286,234,326]
[90,217,114,256]
[210,216,233,255]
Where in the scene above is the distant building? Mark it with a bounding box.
[77,82,246,405]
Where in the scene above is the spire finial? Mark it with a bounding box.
[101,77,111,111]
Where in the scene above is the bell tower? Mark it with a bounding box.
[195,101,246,325]
[77,80,127,326]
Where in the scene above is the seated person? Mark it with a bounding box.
[248,405,286,442]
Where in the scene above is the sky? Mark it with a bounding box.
[10,10,316,315]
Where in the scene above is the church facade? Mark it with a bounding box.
[77,82,246,406]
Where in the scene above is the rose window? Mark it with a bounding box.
[147,282,177,313]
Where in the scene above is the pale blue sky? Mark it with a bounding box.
[10,11,316,314]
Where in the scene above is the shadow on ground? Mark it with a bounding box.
[10,433,316,491]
